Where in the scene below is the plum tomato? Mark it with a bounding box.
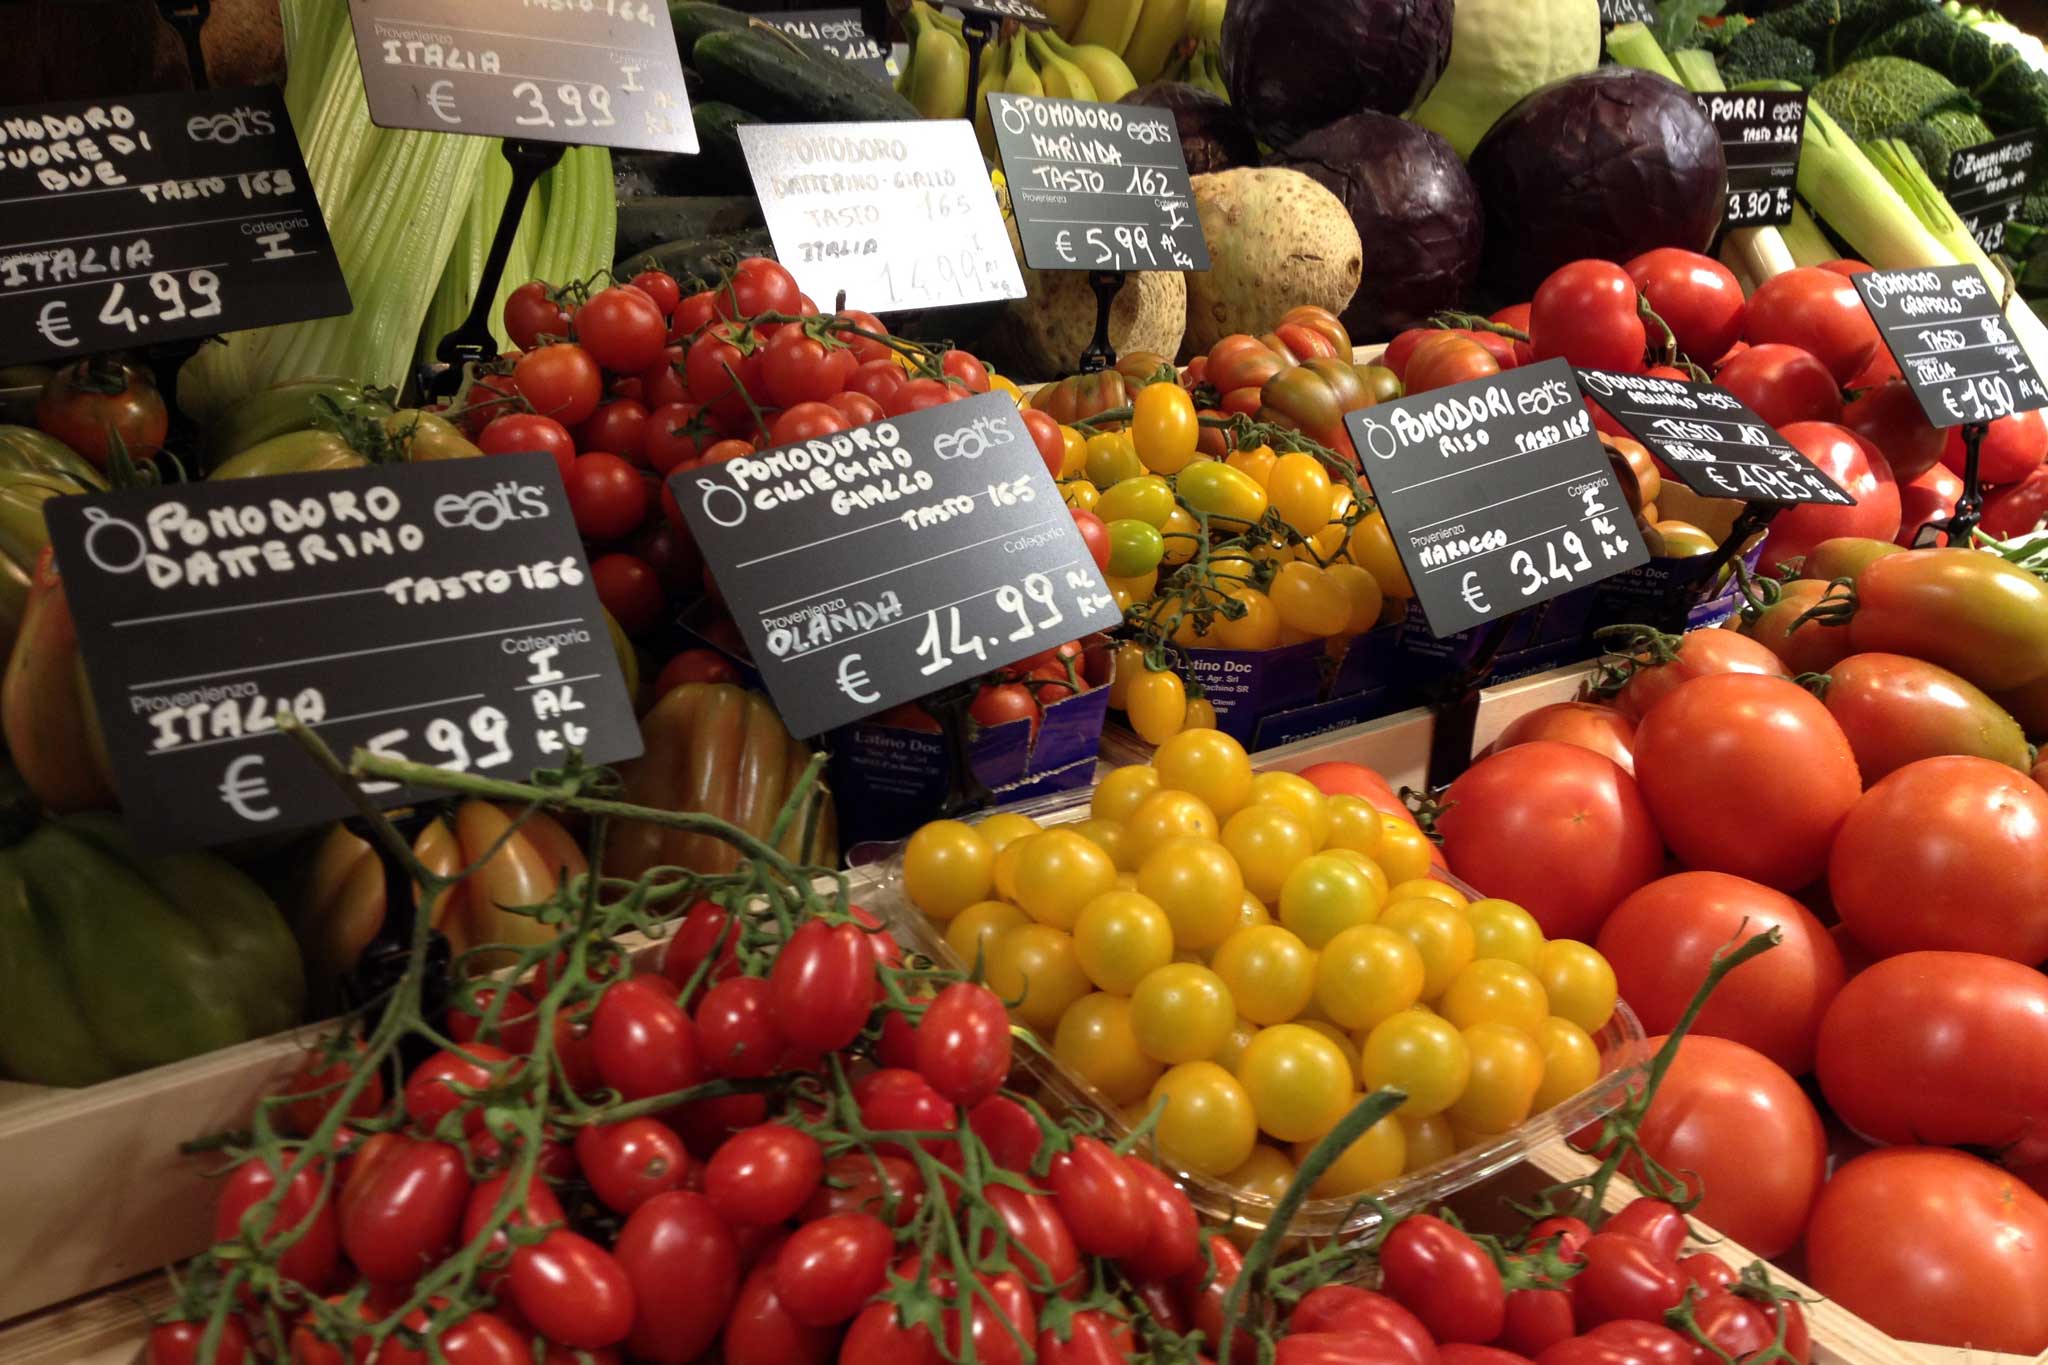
[1714,343,1843,430]
[1743,267,1879,387]
[1530,260,1647,373]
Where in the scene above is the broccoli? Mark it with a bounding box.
[1742,0,1944,72]
[1851,12,2048,131]
[1719,26,1821,85]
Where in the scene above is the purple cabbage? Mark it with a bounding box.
[1221,0,1454,147]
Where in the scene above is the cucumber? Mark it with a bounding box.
[693,27,920,124]
[616,228,779,287]
[669,1,753,58]
[616,194,765,260]
[692,100,762,188]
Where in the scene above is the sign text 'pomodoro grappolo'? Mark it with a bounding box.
[673,393,1123,740]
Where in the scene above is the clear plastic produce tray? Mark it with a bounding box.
[861,785,1648,1246]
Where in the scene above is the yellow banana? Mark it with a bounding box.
[906,4,971,119]
[974,35,1006,153]
[1060,36,1139,100]
[1122,0,1190,82]
[1188,39,1228,99]
[1027,31,1098,102]
[1034,0,1091,40]
[1073,0,1144,56]
[1005,31,1045,96]
[1188,0,1227,45]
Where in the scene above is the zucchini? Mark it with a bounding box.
[692,100,762,188]
[617,228,779,287]
[693,27,920,124]
[669,1,754,57]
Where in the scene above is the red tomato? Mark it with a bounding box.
[575,1118,691,1214]
[505,280,572,351]
[1596,871,1844,1075]
[1601,1199,1689,1260]
[841,1302,943,1365]
[565,452,652,541]
[1383,328,1435,382]
[828,391,885,429]
[463,1169,565,1289]
[884,377,957,416]
[1290,1286,1436,1365]
[1759,423,1900,574]
[1405,333,1501,395]
[1020,408,1065,478]
[577,399,650,465]
[577,285,670,375]
[1806,1147,2048,1353]
[768,401,849,447]
[705,1124,824,1226]
[768,920,875,1052]
[830,310,896,366]
[1830,756,2048,963]
[942,1269,1036,1365]
[1436,741,1663,942]
[1528,1214,1591,1260]
[339,1137,469,1282]
[1489,303,1536,366]
[514,343,604,427]
[591,552,665,637]
[478,412,577,480]
[1120,1156,1200,1280]
[1490,701,1637,775]
[642,401,710,475]
[723,1259,838,1365]
[757,329,856,408]
[590,975,704,1103]
[147,1320,253,1365]
[672,289,718,341]
[1983,464,2048,537]
[1177,1232,1249,1363]
[799,1152,924,1227]
[774,1212,893,1326]
[914,981,1010,1106]
[1843,379,1944,482]
[1277,1333,1432,1365]
[1676,1252,1735,1296]
[1498,1288,1574,1356]
[942,349,991,394]
[1713,344,1843,430]
[846,358,906,405]
[716,258,802,321]
[1568,1233,1681,1330]
[1048,1135,1147,1258]
[1941,407,2048,486]
[214,1154,339,1294]
[613,1191,739,1362]
[1380,1215,1505,1343]
[1692,1291,1811,1365]
[1818,951,2048,1162]
[1626,1034,1826,1258]
[1444,1350,1535,1365]
[1624,249,1745,366]
[1070,508,1111,572]
[685,323,761,420]
[1897,461,1962,546]
[509,1230,635,1348]
[1632,675,1861,892]
[1531,261,1647,372]
[965,1097,1040,1172]
[694,976,785,1079]
[1610,629,1790,723]
[1743,268,1879,386]
[981,1183,1081,1294]
[1036,1310,1134,1365]
[277,1046,384,1137]
[404,1042,514,1134]
[854,1067,956,1153]
[629,269,682,317]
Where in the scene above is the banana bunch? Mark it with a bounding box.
[898,1,971,119]
[1039,0,1229,85]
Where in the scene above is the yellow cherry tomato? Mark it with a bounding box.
[1084,431,1144,487]
[904,819,995,919]
[1215,1014,1260,1072]
[1531,1016,1603,1111]
[1295,1018,1363,1078]
[1137,836,1245,950]
[1390,877,1467,910]
[1225,443,1277,487]
[1097,474,1176,527]
[1322,848,1392,905]
[1447,1022,1545,1134]
[1094,763,1160,822]
[1466,898,1546,970]
[1177,460,1269,525]
[1314,484,1358,561]
[1222,804,1317,904]
[1268,452,1333,537]
[987,924,1092,1032]
[988,373,1025,405]
[975,811,1041,854]
[1400,1113,1457,1172]
[1361,1009,1471,1117]
[1293,1109,1405,1197]
[1270,561,1351,637]
[1054,992,1162,1105]
[1210,925,1316,1025]
[1127,667,1188,745]
[1105,569,1159,610]
[1235,1023,1354,1142]
[1130,962,1237,1063]
[1248,771,1332,847]
[1069,816,1133,871]
[1125,789,1220,862]
[1010,829,1118,930]
[1316,924,1425,1031]
[1073,889,1175,994]
[1325,563,1385,635]
[1347,507,1414,600]
[1379,899,1478,1001]
[1149,1060,1258,1175]
[1159,506,1201,567]
[1324,795,1386,857]
[1213,585,1282,650]
[1278,853,1382,948]
[947,900,1029,966]
[1537,940,1619,1034]
[1439,960,1551,1035]
[1133,380,1200,475]
[1184,696,1218,730]
[1376,817,1437,884]
[1223,1144,1296,1203]
[1059,425,1088,477]
[1155,728,1254,818]
[1061,479,1100,511]
[1105,645,1148,712]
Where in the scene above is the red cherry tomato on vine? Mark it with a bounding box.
[1021,408,1065,478]
[478,412,577,480]
[514,343,603,426]
[1498,1287,1575,1356]
[1290,1285,1437,1365]
[1121,1156,1200,1279]
[277,1046,384,1137]
[1379,1214,1506,1343]
[982,1183,1081,1295]
[768,401,850,447]
[672,289,718,341]
[509,1229,636,1349]
[969,1094,1042,1171]
[590,552,665,637]
[1036,1309,1134,1365]
[565,451,651,541]
[339,1136,468,1282]
[705,1124,824,1226]
[590,975,704,1102]
[715,257,802,321]
[723,1258,839,1365]
[846,357,906,405]
[629,269,682,317]
[914,981,1011,1106]
[1531,261,1647,373]
[1048,1135,1146,1257]
[463,1169,564,1289]
[577,285,670,375]
[885,377,958,416]
[758,327,857,408]
[615,1191,739,1362]
[828,391,885,429]
[577,398,650,465]
[942,349,991,394]
[685,323,760,420]
[504,280,572,350]
[147,1320,253,1365]
[774,1212,894,1326]
[1071,508,1111,572]
[800,1152,925,1227]
[403,1042,513,1134]
[768,920,875,1053]
[1569,1232,1682,1330]
[575,1118,692,1214]
[214,1154,340,1294]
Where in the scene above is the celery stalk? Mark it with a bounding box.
[1772,90,1956,272]
[1604,22,1685,83]
[1779,204,1837,267]
[1673,48,1724,92]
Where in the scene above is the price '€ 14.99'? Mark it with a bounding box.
[913,568,1117,678]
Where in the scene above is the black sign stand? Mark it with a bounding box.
[1925,421,1991,545]
[1422,613,1526,790]
[962,12,998,111]
[157,0,211,88]
[428,140,567,397]
[1078,271,1125,372]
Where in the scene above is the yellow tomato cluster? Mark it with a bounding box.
[900,731,1620,1203]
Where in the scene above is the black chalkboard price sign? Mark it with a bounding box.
[1949,130,2039,255]
[1577,368,1851,505]
[346,0,697,153]
[672,393,1124,739]
[988,93,1210,274]
[1599,0,1658,24]
[951,0,1051,24]
[43,454,642,852]
[1344,359,1651,639]
[1697,91,1806,229]
[1853,264,2048,426]
[763,8,894,81]
[0,86,350,365]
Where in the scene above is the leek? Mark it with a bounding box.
[1778,204,1837,267]
[1604,22,1685,83]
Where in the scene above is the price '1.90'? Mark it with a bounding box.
[916,572,1066,676]
[97,269,223,334]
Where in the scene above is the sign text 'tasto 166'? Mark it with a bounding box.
[1345,359,1651,640]
[672,393,1124,739]
[346,0,697,152]
[44,454,642,852]
[1853,264,2048,426]
[0,86,350,364]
